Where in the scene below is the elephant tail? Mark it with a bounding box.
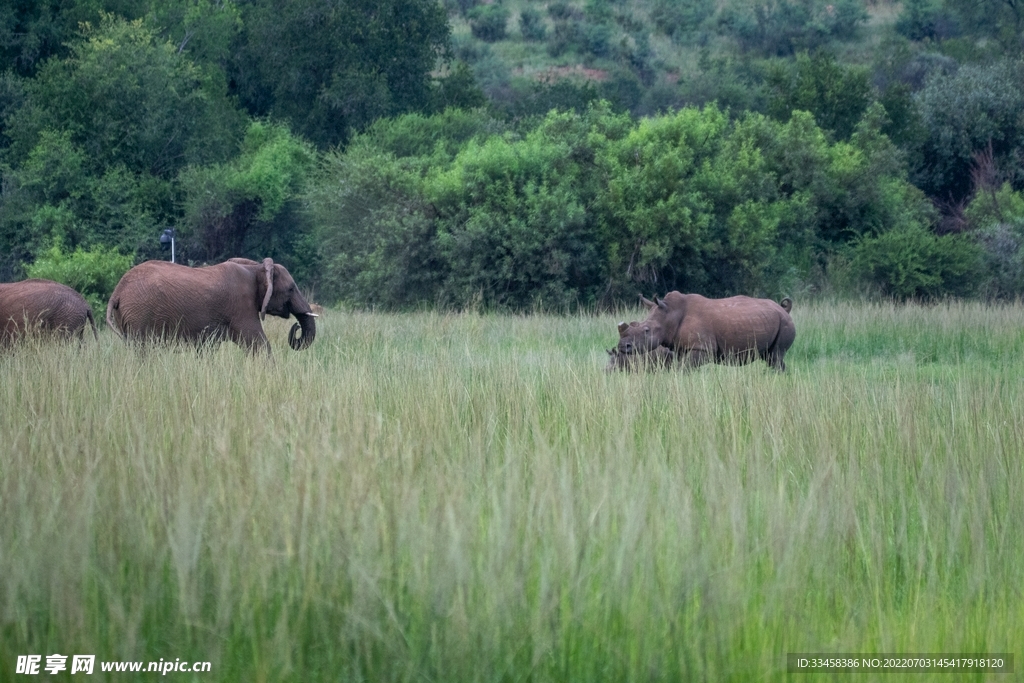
[780,297,793,313]
[106,294,125,340]
[86,308,99,342]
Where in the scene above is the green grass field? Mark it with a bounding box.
[2,301,1022,681]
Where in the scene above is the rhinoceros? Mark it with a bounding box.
[604,345,677,372]
[616,292,795,371]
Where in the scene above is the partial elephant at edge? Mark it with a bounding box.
[0,279,98,347]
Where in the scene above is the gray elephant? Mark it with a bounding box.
[106,258,316,354]
[1,279,98,346]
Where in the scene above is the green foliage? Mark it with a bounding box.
[547,18,612,59]
[6,15,242,175]
[145,0,242,66]
[468,4,510,42]
[650,0,715,41]
[308,103,935,310]
[0,0,120,77]
[912,59,1024,201]
[25,240,133,320]
[230,0,452,149]
[180,121,316,264]
[423,109,618,309]
[496,78,603,120]
[0,15,241,266]
[944,0,1024,52]
[848,223,983,299]
[765,51,871,140]
[518,7,547,41]
[965,183,1024,297]
[895,0,954,41]
[306,146,439,307]
[1,129,167,257]
[717,0,868,56]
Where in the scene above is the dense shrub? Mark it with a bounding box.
[518,7,547,41]
[25,241,134,321]
[179,121,316,266]
[895,0,958,41]
[765,51,871,140]
[308,103,944,310]
[467,4,510,42]
[651,0,715,41]
[717,0,867,56]
[848,224,983,300]
[965,183,1024,297]
[912,59,1024,201]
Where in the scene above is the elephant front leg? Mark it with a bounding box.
[228,321,271,355]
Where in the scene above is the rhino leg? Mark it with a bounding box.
[680,347,711,370]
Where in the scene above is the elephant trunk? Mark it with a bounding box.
[288,312,316,350]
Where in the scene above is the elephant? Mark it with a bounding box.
[106,257,316,354]
[616,292,796,371]
[604,345,677,372]
[1,279,98,346]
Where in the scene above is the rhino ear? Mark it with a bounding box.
[640,295,657,309]
[617,321,628,333]
[656,297,668,310]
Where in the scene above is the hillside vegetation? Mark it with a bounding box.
[2,0,1024,308]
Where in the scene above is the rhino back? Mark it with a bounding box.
[675,295,788,355]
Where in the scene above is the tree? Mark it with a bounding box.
[229,0,455,149]
[179,120,316,265]
[912,59,1024,202]
[765,51,871,141]
[1,14,245,258]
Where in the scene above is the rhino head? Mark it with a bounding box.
[616,295,669,355]
[605,345,676,372]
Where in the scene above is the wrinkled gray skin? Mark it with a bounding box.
[617,292,796,371]
[605,345,677,372]
[1,279,97,346]
[106,258,316,354]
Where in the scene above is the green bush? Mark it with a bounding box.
[306,103,950,310]
[651,0,715,41]
[895,0,956,40]
[965,183,1024,297]
[848,224,983,300]
[468,4,510,42]
[765,51,871,141]
[179,121,315,265]
[25,241,134,322]
[912,59,1024,201]
[518,7,547,41]
[717,0,867,56]
[306,146,439,308]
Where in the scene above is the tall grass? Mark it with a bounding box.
[2,301,1022,681]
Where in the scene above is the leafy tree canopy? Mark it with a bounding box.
[229,0,456,149]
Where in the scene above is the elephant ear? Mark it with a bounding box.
[260,258,274,320]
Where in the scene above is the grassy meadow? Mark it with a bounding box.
[1,301,1022,681]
